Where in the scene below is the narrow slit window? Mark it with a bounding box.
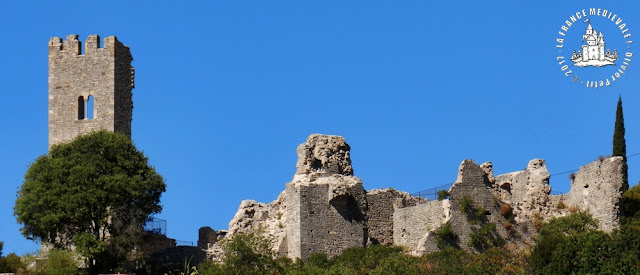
[78,96,85,120]
[87,95,94,119]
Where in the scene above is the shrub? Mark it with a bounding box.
[557,201,566,209]
[421,247,469,274]
[468,223,502,251]
[460,195,473,213]
[569,172,576,180]
[44,249,83,275]
[435,222,458,249]
[500,204,512,218]
[437,190,450,201]
[533,213,544,231]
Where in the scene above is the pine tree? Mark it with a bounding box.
[613,96,628,192]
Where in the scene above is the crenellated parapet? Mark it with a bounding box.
[48,34,130,57]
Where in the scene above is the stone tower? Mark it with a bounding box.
[48,34,134,149]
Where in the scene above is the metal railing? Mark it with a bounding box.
[144,217,167,235]
[411,183,454,201]
[176,240,194,247]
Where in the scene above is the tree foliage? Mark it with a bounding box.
[14,130,166,273]
[613,95,628,192]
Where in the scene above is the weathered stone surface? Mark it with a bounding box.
[217,137,625,259]
[48,35,134,149]
[286,174,367,260]
[393,200,450,255]
[366,188,423,245]
[495,159,551,223]
[566,157,623,232]
[227,191,287,255]
[296,134,353,176]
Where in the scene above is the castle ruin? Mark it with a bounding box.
[204,134,624,259]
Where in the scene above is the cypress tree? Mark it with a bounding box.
[613,95,628,192]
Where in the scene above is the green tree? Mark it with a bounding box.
[14,130,166,274]
[613,95,629,192]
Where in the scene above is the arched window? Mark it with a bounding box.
[77,95,95,120]
[78,96,85,120]
[87,95,94,119]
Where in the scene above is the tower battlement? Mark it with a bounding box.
[48,34,134,149]
[48,34,130,57]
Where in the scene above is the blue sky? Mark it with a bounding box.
[1,1,639,255]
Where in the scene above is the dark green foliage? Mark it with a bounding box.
[531,212,599,273]
[422,247,469,274]
[437,190,450,201]
[14,130,166,273]
[542,230,612,275]
[220,231,277,274]
[623,183,640,217]
[435,222,458,249]
[0,252,26,273]
[466,247,527,275]
[468,223,503,250]
[460,195,473,213]
[613,96,629,192]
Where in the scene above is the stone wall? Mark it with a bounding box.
[566,157,623,232]
[367,188,422,245]
[495,159,552,223]
[286,174,367,260]
[393,199,449,254]
[48,34,134,148]
[220,135,626,260]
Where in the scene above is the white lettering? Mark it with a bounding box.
[624,34,631,38]
[561,25,569,32]
[597,9,601,16]
[590,8,596,15]
[557,38,564,44]
[619,23,626,30]
[570,15,577,23]
[603,10,608,17]
[626,52,633,57]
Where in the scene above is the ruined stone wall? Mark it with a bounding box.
[393,199,449,254]
[366,188,422,245]
[48,34,134,148]
[286,175,367,260]
[495,159,552,223]
[566,157,623,232]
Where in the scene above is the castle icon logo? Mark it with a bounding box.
[571,19,618,67]
[555,8,633,88]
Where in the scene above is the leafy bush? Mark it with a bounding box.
[45,249,83,275]
[437,190,450,201]
[622,183,640,217]
[435,222,458,249]
[530,212,598,273]
[460,195,473,213]
[421,247,469,274]
[468,223,502,250]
